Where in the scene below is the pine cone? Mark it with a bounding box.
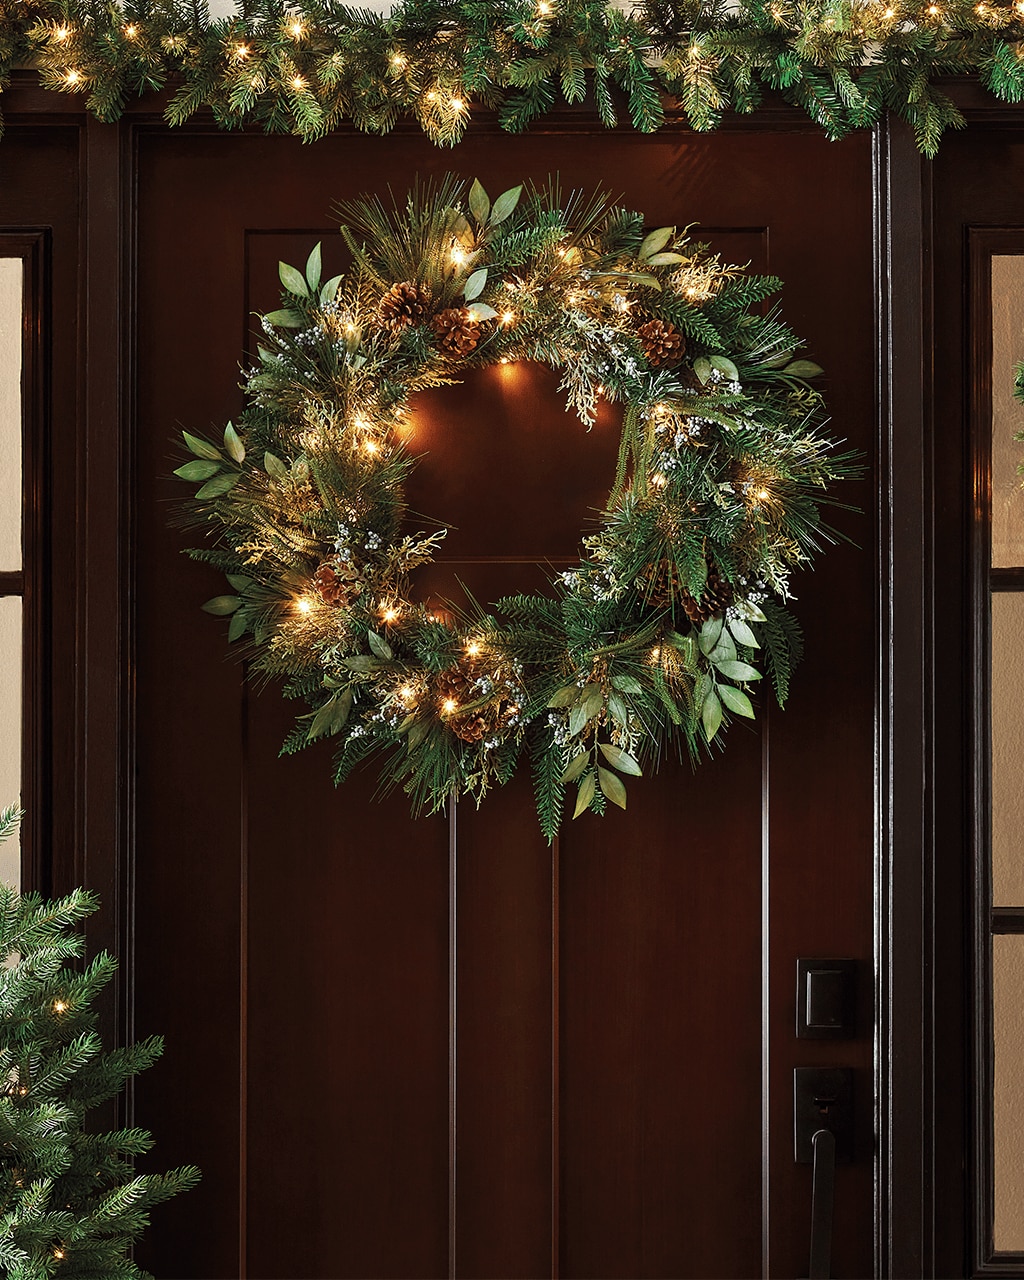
[435,666,504,743]
[377,281,432,333]
[314,560,363,607]
[430,307,481,357]
[637,558,684,608]
[638,318,686,368]
[680,563,734,625]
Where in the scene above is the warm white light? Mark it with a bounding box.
[123,23,139,38]
[381,606,399,623]
[399,684,415,702]
[54,24,70,40]
[64,69,81,85]
[449,97,465,112]
[755,488,771,502]
[537,0,552,12]
[466,640,481,657]
[450,245,468,267]
[295,596,314,615]
[442,698,458,714]
[234,42,250,58]
[501,311,515,325]
[650,473,668,488]
[649,646,661,663]
[391,52,406,68]
[53,1000,67,1013]
[291,75,306,89]
[353,415,371,430]
[363,438,379,454]
[288,18,305,37]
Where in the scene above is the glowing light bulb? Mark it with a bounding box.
[288,18,304,37]
[595,384,604,395]
[537,0,552,12]
[291,74,306,89]
[926,5,940,14]
[426,90,437,101]
[466,640,481,657]
[53,1248,65,1260]
[353,415,370,430]
[450,245,468,267]
[755,488,772,502]
[442,698,458,714]
[650,473,668,488]
[363,438,378,454]
[399,684,415,702]
[64,69,81,85]
[123,23,139,38]
[234,43,250,58]
[54,24,70,40]
[649,646,661,663]
[295,596,314,615]
[381,606,399,623]
[53,1000,67,1013]
[449,97,465,112]
[390,52,406,68]
[501,311,515,325]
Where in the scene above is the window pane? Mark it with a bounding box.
[991,256,1024,568]
[994,934,1024,1250]
[0,258,21,572]
[992,593,1024,906]
[0,596,20,889]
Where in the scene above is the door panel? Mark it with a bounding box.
[132,125,874,1278]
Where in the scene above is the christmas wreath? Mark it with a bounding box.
[176,175,854,840]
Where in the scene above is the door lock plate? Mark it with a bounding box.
[794,1067,853,1164]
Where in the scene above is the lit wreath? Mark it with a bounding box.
[176,175,854,839]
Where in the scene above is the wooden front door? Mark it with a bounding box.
[1,114,878,1278]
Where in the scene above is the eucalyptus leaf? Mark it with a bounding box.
[227,610,247,642]
[708,633,737,665]
[597,766,627,809]
[568,701,590,737]
[263,309,304,328]
[783,359,824,378]
[710,355,739,381]
[573,770,596,819]
[560,751,591,784]
[598,743,642,776]
[173,459,219,481]
[318,275,341,306]
[468,178,490,225]
[223,422,245,464]
[645,252,687,266]
[488,184,522,226]
[607,692,629,727]
[727,616,760,648]
[583,689,604,720]
[737,600,768,623]
[702,689,723,741]
[610,674,642,694]
[307,697,339,742]
[693,356,712,385]
[467,302,497,321]
[547,685,578,708]
[264,451,288,480]
[201,595,240,616]
[195,473,240,499]
[463,268,487,301]
[305,242,322,291]
[698,616,724,655]
[718,684,755,718]
[225,574,252,591]
[627,272,661,290]
[367,630,393,661]
[278,261,309,297]
[182,431,221,461]
[342,655,382,672]
[638,226,673,260]
[715,660,762,682]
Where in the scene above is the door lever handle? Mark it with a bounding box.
[809,1128,835,1280]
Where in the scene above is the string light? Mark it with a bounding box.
[64,69,82,86]
[650,473,668,488]
[398,684,416,703]
[500,311,515,325]
[234,43,250,59]
[53,1248,65,1260]
[291,75,306,90]
[390,52,406,68]
[442,698,458,714]
[363,438,379,454]
[465,640,481,657]
[54,24,70,40]
[449,97,466,112]
[123,23,139,39]
[648,646,662,663]
[294,596,314,615]
[381,606,400,623]
[450,244,468,267]
[52,1000,67,1014]
[287,18,305,38]
[537,0,552,12]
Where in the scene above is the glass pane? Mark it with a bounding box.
[992,594,1024,906]
[994,935,1024,1250]
[992,257,1024,568]
[0,258,22,572]
[0,596,20,889]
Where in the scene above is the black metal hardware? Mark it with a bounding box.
[809,1129,836,1279]
[796,958,857,1039]
[793,1067,853,1163]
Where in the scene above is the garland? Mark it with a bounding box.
[175,174,855,839]
[5,0,1024,155]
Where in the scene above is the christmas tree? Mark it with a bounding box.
[0,805,200,1278]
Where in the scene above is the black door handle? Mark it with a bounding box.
[809,1127,836,1280]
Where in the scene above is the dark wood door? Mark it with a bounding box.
[125,122,875,1280]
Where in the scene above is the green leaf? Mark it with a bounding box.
[610,674,642,694]
[182,431,221,460]
[727,617,760,649]
[320,275,343,306]
[702,689,723,741]
[598,743,642,776]
[783,359,824,378]
[307,687,353,741]
[715,660,762,682]
[607,692,629,727]
[708,632,737,665]
[278,261,309,297]
[489,184,522,226]
[568,700,590,737]
[583,688,604,720]
[573,770,596,819]
[468,178,490,225]
[225,574,252,591]
[738,600,768,623]
[710,355,739,381]
[463,268,487,301]
[223,422,245,464]
[202,595,240,616]
[547,685,578,708]
[342,655,382,672]
[264,309,304,328]
[467,302,497,321]
[560,750,590,784]
[308,697,338,742]
[638,226,673,260]
[227,610,247,642]
[699,616,724,655]
[718,684,755,718]
[174,459,219,481]
[693,356,712,385]
[305,242,322,291]
[195,473,240,498]
[264,451,288,480]
[644,251,686,266]
[367,630,393,661]
[627,272,661,290]
[597,766,627,809]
